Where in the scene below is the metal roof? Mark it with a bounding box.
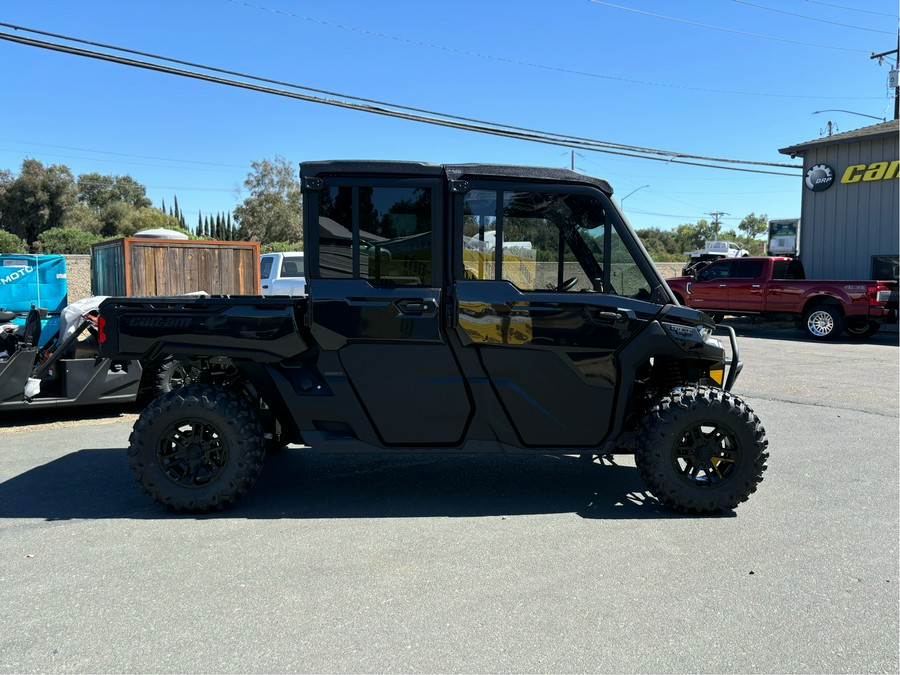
[778,119,899,156]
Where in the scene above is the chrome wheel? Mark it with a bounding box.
[807,309,835,337]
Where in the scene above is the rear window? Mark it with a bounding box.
[281,257,305,277]
[772,259,805,279]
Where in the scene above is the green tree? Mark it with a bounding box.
[98,202,135,237]
[0,230,27,254]
[122,207,184,237]
[234,156,302,244]
[738,212,768,240]
[62,203,103,235]
[77,173,151,210]
[32,227,103,254]
[0,159,77,245]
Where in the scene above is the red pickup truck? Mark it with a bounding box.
[666,257,898,340]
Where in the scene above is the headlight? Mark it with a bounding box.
[663,322,723,351]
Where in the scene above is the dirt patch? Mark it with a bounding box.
[3,406,141,433]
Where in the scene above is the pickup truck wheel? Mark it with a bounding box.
[803,305,844,340]
[128,384,266,513]
[844,318,880,339]
[635,387,768,514]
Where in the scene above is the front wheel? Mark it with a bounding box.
[128,384,266,512]
[635,387,768,514]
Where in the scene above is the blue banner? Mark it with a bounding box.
[0,254,68,313]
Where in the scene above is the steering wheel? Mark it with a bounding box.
[555,277,579,292]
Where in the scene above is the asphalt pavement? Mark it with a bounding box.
[1,324,897,673]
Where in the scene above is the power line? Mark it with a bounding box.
[0,26,803,177]
[732,0,894,34]
[586,0,873,53]
[225,0,880,100]
[0,138,248,169]
[804,0,897,18]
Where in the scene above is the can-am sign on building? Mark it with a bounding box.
[779,120,899,281]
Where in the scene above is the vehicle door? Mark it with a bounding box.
[259,254,275,295]
[688,260,734,310]
[450,183,667,447]
[305,176,471,445]
[725,258,766,312]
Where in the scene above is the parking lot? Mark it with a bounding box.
[1,325,898,673]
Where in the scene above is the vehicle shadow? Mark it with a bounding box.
[0,447,733,521]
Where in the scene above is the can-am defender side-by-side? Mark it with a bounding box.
[98,161,769,514]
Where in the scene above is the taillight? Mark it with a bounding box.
[869,285,898,305]
[97,315,106,343]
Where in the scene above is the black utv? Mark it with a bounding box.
[98,161,768,514]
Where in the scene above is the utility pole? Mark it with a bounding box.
[706,211,729,239]
[870,27,899,120]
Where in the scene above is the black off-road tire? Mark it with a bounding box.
[153,357,201,396]
[802,304,845,340]
[844,318,880,339]
[635,386,768,514]
[128,383,266,513]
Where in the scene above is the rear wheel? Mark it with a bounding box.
[844,318,880,339]
[803,304,844,340]
[128,383,266,513]
[635,386,768,514]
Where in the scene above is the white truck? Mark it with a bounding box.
[259,252,307,296]
[682,240,750,276]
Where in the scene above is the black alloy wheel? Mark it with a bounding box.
[129,383,266,512]
[636,386,768,514]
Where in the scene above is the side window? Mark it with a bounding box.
[317,185,433,285]
[734,259,764,279]
[698,262,732,282]
[461,188,656,300]
[361,187,432,286]
[318,186,354,279]
[462,190,498,282]
[609,227,651,299]
[260,256,274,279]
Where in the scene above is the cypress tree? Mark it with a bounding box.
[197,211,203,237]
[173,195,180,223]
[161,198,166,214]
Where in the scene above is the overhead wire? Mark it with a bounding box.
[585,0,874,53]
[804,0,897,18]
[0,25,802,177]
[732,0,894,34]
[226,0,881,100]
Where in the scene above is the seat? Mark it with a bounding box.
[21,307,43,347]
[282,261,300,277]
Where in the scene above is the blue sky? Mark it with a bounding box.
[1,0,896,235]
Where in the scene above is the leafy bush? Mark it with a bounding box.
[0,230,27,254]
[261,241,303,253]
[32,227,104,254]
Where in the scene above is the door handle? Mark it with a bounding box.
[718,284,728,288]
[752,284,761,288]
[589,308,635,324]
[396,299,435,315]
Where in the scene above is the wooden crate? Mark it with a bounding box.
[91,238,260,296]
